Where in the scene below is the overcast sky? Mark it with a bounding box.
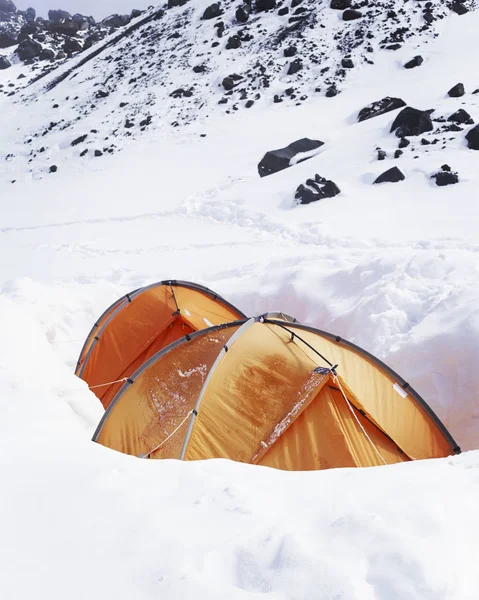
[16,1,154,19]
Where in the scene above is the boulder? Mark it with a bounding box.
[202,3,223,19]
[343,9,362,20]
[64,37,82,53]
[49,20,80,36]
[295,174,341,205]
[48,9,72,23]
[16,37,42,61]
[465,125,479,150]
[358,97,406,122]
[236,5,250,22]
[0,32,17,48]
[448,83,465,97]
[226,35,241,49]
[168,0,189,6]
[0,0,16,12]
[432,165,458,186]
[404,55,423,69]
[258,138,324,177]
[71,134,88,146]
[451,2,468,15]
[448,109,474,125]
[25,7,36,21]
[102,14,131,28]
[373,167,405,184]
[256,0,276,11]
[39,47,55,60]
[72,14,90,30]
[390,107,433,137]
[341,57,354,68]
[0,55,11,69]
[131,9,143,18]
[287,58,302,75]
[284,45,297,57]
[222,73,243,90]
[330,0,350,8]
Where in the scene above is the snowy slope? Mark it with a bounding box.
[0,1,479,598]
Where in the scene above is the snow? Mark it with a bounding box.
[1,1,479,597]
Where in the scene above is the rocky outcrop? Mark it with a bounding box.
[258,138,324,177]
[390,107,433,137]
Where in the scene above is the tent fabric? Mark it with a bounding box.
[75,281,245,409]
[92,314,460,471]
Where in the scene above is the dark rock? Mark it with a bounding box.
[432,167,459,186]
[256,0,276,11]
[226,35,241,49]
[404,55,423,69]
[49,165,57,173]
[193,64,206,73]
[258,138,324,177]
[170,88,193,98]
[451,2,468,15]
[49,20,80,36]
[394,149,403,158]
[341,57,354,68]
[39,47,55,61]
[448,109,474,125]
[377,149,387,161]
[95,90,109,99]
[71,134,88,146]
[277,6,289,15]
[448,83,465,98]
[168,0,189,6]
[16,38,42,61]
[72,14,90,30]
[0,55,11,69]
[284,45,297,57]
[102,14,131,28]
[374,167,405,184]
[287,59,302,75]
[94,150,103,157]
[236,5,251,22]
[55,51,66,60]
[48,9,72,22]
[398,137,410,148]
[0,32,17,49]
[25,7,35,21]
[326,84,338,97]
[222,74,243,90]
[245,100,254,108]
[343,9,362,21]
[202,3,223,19]
[390,107,433,137]
[63,37,82,53]
[358,97,406,122]
[130,9,143,18]
[465,125,479,150]
[295,174,341,205]
[330,0,350,8]
[0,0,16,13]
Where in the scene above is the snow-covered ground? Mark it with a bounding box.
[1,1,478,598]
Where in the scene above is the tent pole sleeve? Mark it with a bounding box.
[179,317,257,460]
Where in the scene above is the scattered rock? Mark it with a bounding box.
[235,5,251,22]
[373,167,405,184]
[71,134,88,146]
[394,149,403,159]
[0,32,17,49]
[295,174,341,205]
[284,45,297,57]
[287,59,303,75]
[390,107,433,137]
[343,9,362,21]
[15,38,42,61]
[465,125,479,150]
[258,138,324,177]
[49,19,80,36]
[102,14,131,28]
[448,83,465,98]
[64,37,82,53]
[341,57,354,68]
[0,55,11,69]
[226,35,241,49]
[432,165,459,186]
[404,55,423,69]
[39,48,55,61]
[49,165,58,173]
[94,150,103,157]
[202,3,223,20]
[222,74,243,90]
[256,0,276,11]
[330,0,350,8]
[358,97,406,122]
[377,149,387,161]
[448,109,474,125]
[451,2,468,15]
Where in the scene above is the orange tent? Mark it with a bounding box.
[91,312,460,471]
[76,280,245,409]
